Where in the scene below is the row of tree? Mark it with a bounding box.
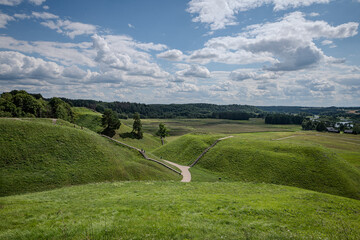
[61,98,262,119]
[0,90,74,122]
[265,113,304,125]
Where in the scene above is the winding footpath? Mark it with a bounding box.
[101,135,234,183]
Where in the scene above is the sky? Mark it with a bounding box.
[0,0,359,106]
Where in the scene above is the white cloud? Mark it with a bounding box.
[29,0,45,5]
[41,19,97,39]
[32,11,58,19]
[157,49,184,61]
[309,12,320,17]
[0,12,14,28]
[92,34,169,81]
[128,23,135,28]
[0,35,96,67]
[0,0,46,6]
[230,69,278,81]
[176,64,211,78]
[187,0,330,30]
[0,0,21,6]
[43,5,49,10]
[189,12,358,71]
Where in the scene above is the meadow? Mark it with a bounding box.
[1,181,360,239]
[1,111,360,239]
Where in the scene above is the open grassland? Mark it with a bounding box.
[0,118,180,196]
[1,181,360,240]
[153,133,360,200]
[73,107,103,133]
[124,118,301,138]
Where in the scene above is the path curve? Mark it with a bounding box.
[163,160,191,182]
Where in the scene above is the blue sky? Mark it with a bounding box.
[0,0,359,106]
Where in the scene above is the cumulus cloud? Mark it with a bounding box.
[189,12,358,71]
[187,0,330,30]
[230,69,278,81]
[41,19,97,39]
[157,49,184,61]
[0,12,15,28]
[32,11,58,19]
[0,35,96,67]
[176,64,211,78]
[92,34,169,81]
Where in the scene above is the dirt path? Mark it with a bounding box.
[273,135,296,141]
[190,136,233,167]
[102,135,234,183]
[163,160,191,182]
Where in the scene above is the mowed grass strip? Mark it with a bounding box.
[0,118,180,196]
[1,181,359,239]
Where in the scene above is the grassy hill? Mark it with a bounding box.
[0,118,180,196]
[153,133,360,199]
[73,107,103,133]
[1,181,359,239]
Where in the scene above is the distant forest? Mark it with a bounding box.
[61,98,262,120]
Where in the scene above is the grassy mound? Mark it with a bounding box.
[113,124,163,151]
[0,118,180,196]
[73,107,103,133]
[154,133,360,199]
[152,133,224,165]
[1,181,359,239]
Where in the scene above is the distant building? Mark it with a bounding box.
[344,130,353,134]
[335,121,353,128]
[326,127,340,133]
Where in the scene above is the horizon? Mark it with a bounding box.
[0,0,360,106]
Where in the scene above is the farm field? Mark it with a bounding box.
[1,181,360,240]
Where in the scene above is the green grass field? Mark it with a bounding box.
[123,118,301,139]
[153,133,360,200]
[1,181,359,239]
[2,114,360,239]
[0,118,180,196]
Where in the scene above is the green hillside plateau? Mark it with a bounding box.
[1,182,359,239]
[153,133,360,199]
[0,118,180,196]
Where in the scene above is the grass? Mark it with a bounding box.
[1,181,360,239]
[124,118,301,138]
[73,107,103,133]
[113,123,163,151]
[0,118,180,196]
[152,133,225,166]
[153,132,360,200]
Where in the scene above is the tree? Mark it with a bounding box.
[132,112,143,139]
[316,121,327,132]
[49,97,74,122]
[156,123,169,145]
[101,109,121,137]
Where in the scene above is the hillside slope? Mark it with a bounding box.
[73,107,103,133]
[154,133,360,199]
[0,118,180,196]
[1,182,360,239]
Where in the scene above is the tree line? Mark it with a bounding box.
[0,90,74,122]
[60,98,262,119]
[265,113,304,125]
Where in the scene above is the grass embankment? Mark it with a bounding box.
[1,181,360,239]
[0,118,180,196]
[152,133,224,166]
[73,107,103,133]
[154,133,360,199]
